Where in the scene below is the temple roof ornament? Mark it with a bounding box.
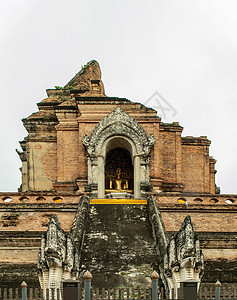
[82,107,156,157]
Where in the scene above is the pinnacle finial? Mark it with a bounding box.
[83,270,92,281]
[215,280,221,287]
[21,281,27,288]
[151,270,159,280]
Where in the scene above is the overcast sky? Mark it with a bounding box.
[0,0,236,194]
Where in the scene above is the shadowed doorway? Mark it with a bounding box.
[105,147,133,193]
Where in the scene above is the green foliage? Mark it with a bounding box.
[81,63,88,70]
[58,96,68,101]
[66,85,75,90]
[80,60,94,71]
[54,85,74,90]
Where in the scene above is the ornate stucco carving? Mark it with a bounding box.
[162,216,204,298]
[38,196,90,299]
[163,216,204,275]
[82,107,156,197]
[82,107,156,158]
[148,196,204,299]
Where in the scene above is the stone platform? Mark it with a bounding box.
[90,199,147,204]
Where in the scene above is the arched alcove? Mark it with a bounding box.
[98,135,140,199]
[82,107,156,199]
[105,147,133,192]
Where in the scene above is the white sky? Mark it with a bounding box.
[0,0,236,193]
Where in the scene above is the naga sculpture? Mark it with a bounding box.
[37,195,89,299]
[162,216,204,298]
[148,195,204,299]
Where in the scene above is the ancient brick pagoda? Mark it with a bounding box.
[18,60,216,196]
[0,61,236,299]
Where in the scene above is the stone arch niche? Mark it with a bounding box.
[82,107,156,199]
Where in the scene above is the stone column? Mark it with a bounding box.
[134,155,141,199]
[84,271,92,300]
[97,155,105,199]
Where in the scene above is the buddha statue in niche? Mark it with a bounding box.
[105,147,133,194]
[109,168,129,191]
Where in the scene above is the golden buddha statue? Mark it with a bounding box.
[106,168,131,193]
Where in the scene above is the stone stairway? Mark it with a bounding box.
[80,204,158,288]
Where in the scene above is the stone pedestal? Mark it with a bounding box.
[106,192,133,199]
